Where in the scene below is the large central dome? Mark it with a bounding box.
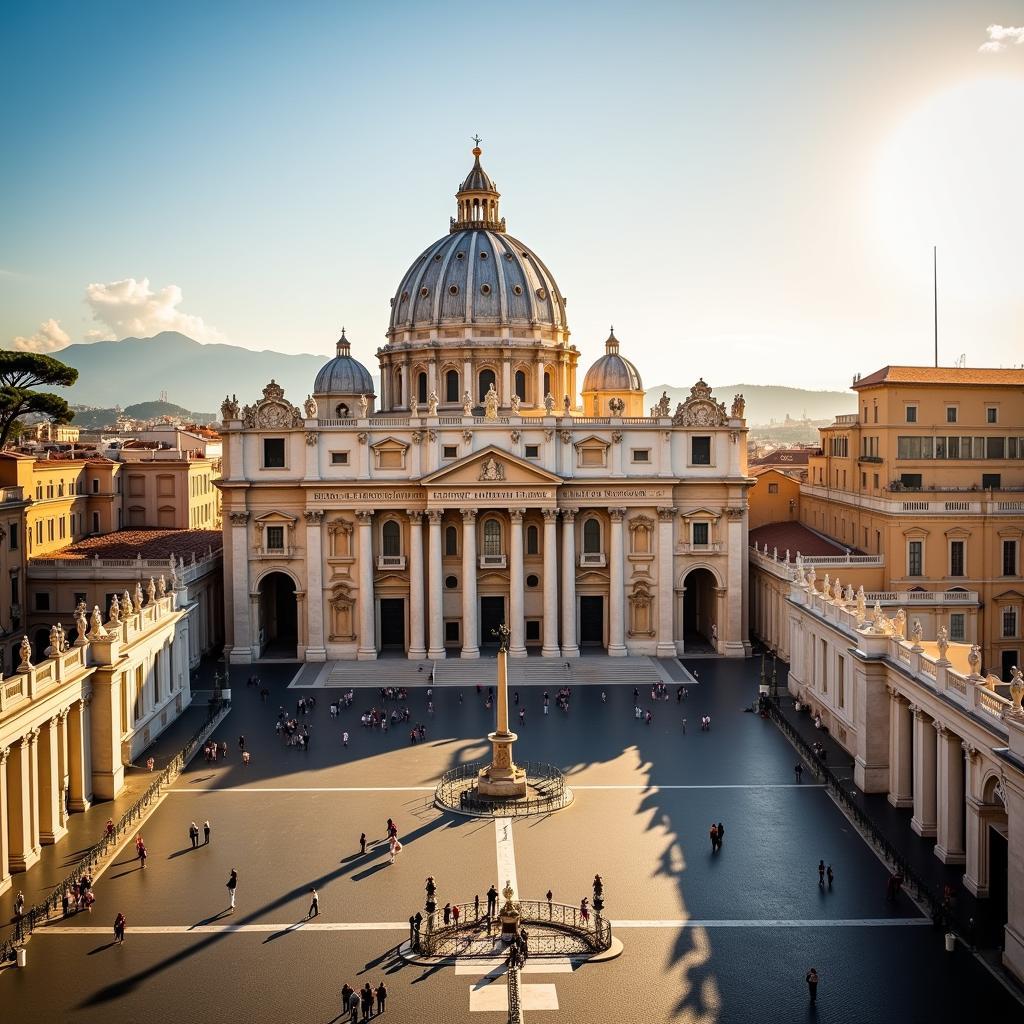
[386,146,567,338]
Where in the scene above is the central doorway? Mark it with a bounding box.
[579,595,604,646]
[258,572,298,659]
[480,596,505,647]
[379,598,405,651]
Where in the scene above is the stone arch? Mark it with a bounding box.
[678,563,724,652]
[253,569,300,659]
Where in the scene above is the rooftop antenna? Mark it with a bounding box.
[933,245,938,368]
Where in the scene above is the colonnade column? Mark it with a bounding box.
[355,511,377,660]
[407,511,426,660]
[887,687,913,807]
[426,512,446,660]
[7,730,40,872]
[656,507,677,656]
[963,745,987,895]
[508,510,527,657]
[934,725,966,864]
[608,508,627,656]
[38,715,67,845]
[461,510,479,658]
[228,511,252,662]
[561,509,579,658]
[304,510,326,662]
[541,509,560,657]
[0,747,10,893]
[67,697,91,812]
[910,706,937,836]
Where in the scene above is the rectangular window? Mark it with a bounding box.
[873,473,879,488]
[266,525,285,551]
[908,540,923,577]
[580,448,604,467]
[949,613,966,642]
[949,540,965,577]
[631,449,650,463]
[691,436,711,465]
[983,474,1002,489]
[987,437,1005,460]
[74,591,87,609]
[524,444,539,459]
[692,522,709,546]
[837,656,845,709]
[897,436,934,460]
[35,591,51,611]
[8,523,17,550]
[987,407,998,424]
[263,438,286,468]
[946,407,958,423]
[443,445,458,460]
[444,620,460,644]
[768,482,779,494]
[820,639,828,693]
[377,450,402,469]
[1004,540,1018,577]
[1003,607,1018,639]
[525,620,541,642]
[905,406,918,423]
[330,452,349,465]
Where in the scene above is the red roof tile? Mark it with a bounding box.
[854,365,1024,389]
[42,528,222,561]
[749,522,854,557]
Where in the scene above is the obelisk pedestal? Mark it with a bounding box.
[476,631,527,799]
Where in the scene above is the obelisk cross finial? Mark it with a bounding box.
[471,133,482,148]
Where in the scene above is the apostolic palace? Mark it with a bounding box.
[218,146,753,663]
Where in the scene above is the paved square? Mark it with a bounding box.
[4,658,1020,1023]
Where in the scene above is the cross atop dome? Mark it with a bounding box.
[452,141,506,233]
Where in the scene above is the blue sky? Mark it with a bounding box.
[1,0,1022,389]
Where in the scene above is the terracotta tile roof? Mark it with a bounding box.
[43,528,222,561]
[749,522,854,557]
[854,365,1024,389]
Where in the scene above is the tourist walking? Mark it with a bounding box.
[308,888,320,918]
[818,860,826,887]
[826,864,834,890]
[389,837,402,864]
[361,983,373,1019]
[443,902,451,925]
[360,832,367,854]
[113,911,126,943]
[709,823,719,852]
[227,868,238,910]
[343,730,349,747]
[452,903,460,927]
[717,822,725,848]
[794,763,803,783]
[204,820,211,844]
[348,987,361,1020]
[375,981,387,1014]
[806,967,819,1004]
[189,821,200,848]
[487,884,498,917]
[341,984,353,1016]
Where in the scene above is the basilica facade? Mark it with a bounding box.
[218,148,752,663]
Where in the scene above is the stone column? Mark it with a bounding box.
[7,730,41,872]
[304,510,326,662]
[887,688,913,808]
[355,511,377,660]
[541,509,560,657]
[656,507,677,656]
[38,715,67,845]
[723,507,747,656]
[0,747,10,893]
[67,697,92,811]
[561,508,579,658]
[427,512,445,660]
[461,509,479,658]
[407,510,426,659]
[608,508,627,656]
[934,725,966,864]
[910,706,937,837]
[508,510,527,657]
[228,511,252,663]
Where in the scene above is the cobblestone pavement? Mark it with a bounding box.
[3,657,1020,1023]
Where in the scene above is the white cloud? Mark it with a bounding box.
[84,277,226,342]
[10,318,71,353]
[979,24,1024,53]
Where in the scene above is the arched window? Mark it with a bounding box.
[393,368,403,408]
[583,517,601,554]
[417,372,427,404]
[445,369,460,403]
[445,525,458,556]
[543,371,551,398]
[526,524,539,555]
[515,370,527,402]
[483,518,502,557]
[382,520,401,557]
[478,368,496,403]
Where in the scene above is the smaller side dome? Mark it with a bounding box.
[313,329,375,401]
[582,329,643,392]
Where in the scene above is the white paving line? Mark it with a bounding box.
[456,960,574,975]
[611,918,932,928]
[570,784,825,790]
[167,784,822,793]
[36,922,408,935]
[494,817,518,897]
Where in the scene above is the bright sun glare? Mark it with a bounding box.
[872,76,1024,302]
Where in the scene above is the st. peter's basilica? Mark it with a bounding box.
[218,147,752,662]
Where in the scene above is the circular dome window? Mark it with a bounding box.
[401,291,409,302]
[504,252,514,261]
[445,575,458,589]
[480,284,491,296]
[536,288,547,300]
[512,285,523,296]
[420,287,429,298]
[455,252,465,260]
[479,251,488,260]
[448,285,459,296]
[526,574,539,588]
[434,253,442,262]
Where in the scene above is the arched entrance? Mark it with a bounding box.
[682,567,719,653]
[258,571,298,658]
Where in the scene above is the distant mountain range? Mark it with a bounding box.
[52,333,853,426]
[70,401,217,430]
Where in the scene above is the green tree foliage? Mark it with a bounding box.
[0,351,79,446]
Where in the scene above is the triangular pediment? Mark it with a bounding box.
[680,507,721,520]
[254,510,298,524]
[421,445,562,486]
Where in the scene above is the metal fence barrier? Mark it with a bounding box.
[435,761,572,817]
[2,700,230,963]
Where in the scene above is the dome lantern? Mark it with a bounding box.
[451,137,506,233]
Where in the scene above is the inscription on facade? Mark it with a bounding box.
[431,489,556,502]
[311,489,421,502]
[562,486,670,500]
